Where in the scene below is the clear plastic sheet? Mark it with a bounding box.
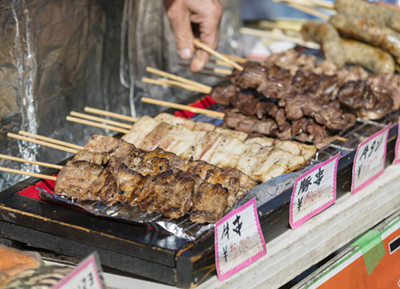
[0,0,241,191]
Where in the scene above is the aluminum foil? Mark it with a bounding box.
[0,0,241,191]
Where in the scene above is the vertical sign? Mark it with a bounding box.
[394,119,400,165]
[352,124,390,195]
[215,198,266,281]
[290,154,340,230]
[53,253,104,289]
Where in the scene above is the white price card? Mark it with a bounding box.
[215,198,266,281]
[394,119,400,165]
[290,154,340,230]
[352,124,390,195]
[53,253,104,289]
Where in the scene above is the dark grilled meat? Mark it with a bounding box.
[87,166,119,205]
[141,147,186,169]
[116,163,147,207]
[190,182,228,223]
[205,168,240,212]
[73,150,110,166]
[108,155,143,174]
[358,86,394,120]
[210,85,237,106]
[337,81,377,110]
[182,160,215,179]
[257,79,299,100]
[54,160,104,200]
[231,65,268,89]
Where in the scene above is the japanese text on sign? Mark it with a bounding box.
[53,253,104,289]
[215,198,266,281]
[290,154,340,230]
[352,125,390,195]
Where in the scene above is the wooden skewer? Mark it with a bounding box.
[219,54,248,64]
[241,27,321,49]
[66,116,130,134]
[337,137,347,142]
[8,133,79,154]
[18,131,84,150]
[154,78,212,94]
[0,154,63,170]
[193,39,244,71]
[284,2,330,20]
[214,68,233,75]
[215,60,234,67]
[0,167,57,181]
[146,67,210,91]
[70,112,132,129]
[141,97,225,118]
[84,107,137,122]
[142,77,210,94]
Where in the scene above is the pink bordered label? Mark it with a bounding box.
[352,124,390,195]
[394,119,400,165]
[290,153,340,230]
[53,253,104,289]
[215,198,266,281]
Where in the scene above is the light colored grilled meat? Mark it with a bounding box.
[84,134,120,153]
[54,160,103,200]
[182,160,215,180]
[87,166,118,205]
[116,163,147,207]
[141,147,186,170]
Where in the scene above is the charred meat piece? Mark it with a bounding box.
[111,140,139,158]
[231,65,268,89]
[156,170,195,219]
[73,150,110,166]
[231,93,260,116]
[292,118,310,136]
[141,147,186,169]
[222,167,258,203]
[205,168,240,212]
[210,85,237,106]
[337,81,377,110]
[358,86,394,120]
[367,74,400,111]
[190,182,228,223]
[136,157,170,176]
[291,70,339,102]
[307,121,328,145]
[54,160,103,200]
[267,65,293,83]
[235,117,278,136]
[182,160,215,180]
[257,79,299,100]
[87,166,118,205]
[108,155,143,174]
[116,163,147,207]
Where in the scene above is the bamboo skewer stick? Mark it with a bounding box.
[155,78,211,94]
[193,39,244,71]
[215,60,234,67]
[219,54,248,64]
[240,27,321,49]
[142,77,210,94]
[284,2,330,20]
[70,112,132,129]
[0,167,57,181]
[18,131,84,151]
[8,133,79,154]
[84,107,138,122]
[66,116,130,134]
[146,67,210,91]
[0,154,63,170]
[141,97,225,118]
[214,68,233,75]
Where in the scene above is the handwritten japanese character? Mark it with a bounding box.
[314,168,324,186]
[299,176,312,194]
[232,215,243,236]
[297,196,303,212]
[357,165,362,179]
[375,138,383,152]
[360,145,369,160]
[369,140,376,157]
[223,246,228,262]
[222,223,229,240]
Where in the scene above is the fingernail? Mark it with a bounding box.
[178,48,191,60]
[191,58,206,72]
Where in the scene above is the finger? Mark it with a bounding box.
[164,0,195,60]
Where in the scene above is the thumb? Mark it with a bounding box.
[164,0,194,60]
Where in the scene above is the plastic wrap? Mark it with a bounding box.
[0,0,241,191]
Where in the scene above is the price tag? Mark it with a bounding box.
[215,198,266,281]
[394,119,400,165]
[352,124,390,195]
[290,154,340,230]
[53,253,104,289]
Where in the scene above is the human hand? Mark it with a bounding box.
[164,0,223,72]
